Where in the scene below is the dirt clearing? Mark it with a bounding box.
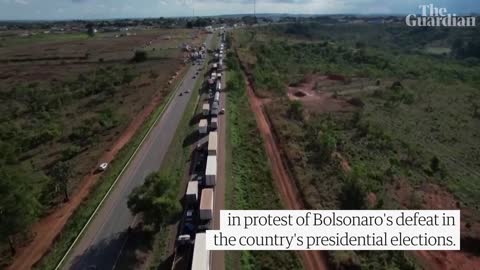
[287,74,356,113]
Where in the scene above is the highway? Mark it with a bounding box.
[62,33,214,270]
[211,40,227,270]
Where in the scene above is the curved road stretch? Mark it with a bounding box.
[62,33,213,270]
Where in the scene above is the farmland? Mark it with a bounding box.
[232,23,480,269]
[0,28,204,267]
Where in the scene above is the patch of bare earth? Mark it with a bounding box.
[389,179,480,270]
[287,74,356,113]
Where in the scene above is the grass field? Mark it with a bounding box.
[232,23,480,269]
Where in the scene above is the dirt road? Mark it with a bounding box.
[245,77,329,270]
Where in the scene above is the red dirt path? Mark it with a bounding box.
[7,67,185,270]
[245,77,329,270]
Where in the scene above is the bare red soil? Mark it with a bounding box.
[287,75,355,113]
[389,179,480,270]
[245,76,329,270]
[7,66,186,270]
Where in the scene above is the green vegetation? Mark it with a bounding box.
[225,52,302,270]
[128,172,181,227]
[0,167,43,256]
[233,23,480,269]
[0,65,139,266]
[33,68,183,270]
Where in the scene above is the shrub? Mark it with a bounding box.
[132,50,148,62]
[287,100,304,121]
[339,166,367,210]
[61,145,81,161]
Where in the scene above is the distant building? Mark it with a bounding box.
[205,26,214,33]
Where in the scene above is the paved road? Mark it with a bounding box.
[62,33,214,270]
[212,37,227,270]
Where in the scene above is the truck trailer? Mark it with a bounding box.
[200,188,214,220]
[211,101,219,116]
[208,132,218,156]
[199,119,208,134]
[205,156,217,186]
[185,181,198,205]
[192,233,210,270]
[210,117,218,130]
[202,103,210,116]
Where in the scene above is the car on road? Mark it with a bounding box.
[179,92,183,96]
[185,90,190,94]
[219,108,225,115]
[97,162,108,172]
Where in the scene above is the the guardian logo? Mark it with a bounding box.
[406,4,476,27]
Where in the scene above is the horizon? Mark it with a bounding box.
[1,0,479,21]
[1,12,478,23]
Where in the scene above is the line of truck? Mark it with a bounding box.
[172,34,226,270]
[192,39,225,270]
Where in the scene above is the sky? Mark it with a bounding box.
[0,0,479,20]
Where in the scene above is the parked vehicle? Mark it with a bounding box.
[192,233,210,270]
[208,132,218,155]
[97,163,108,172]
[185,181,199,205]
[200,189,214,220]
[177,234,192,245]
[205,156,217,186]
[210,117,218,130]
[199,119,208,134]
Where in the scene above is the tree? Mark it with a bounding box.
[50,161,71,202]
[288,100,304,121]
[339,165,367,210]
[86,23,96,37]
[0,167,41,255]
[132,50,148,62]
[127,172,180,228]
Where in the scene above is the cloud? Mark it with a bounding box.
[14,0,28,5]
